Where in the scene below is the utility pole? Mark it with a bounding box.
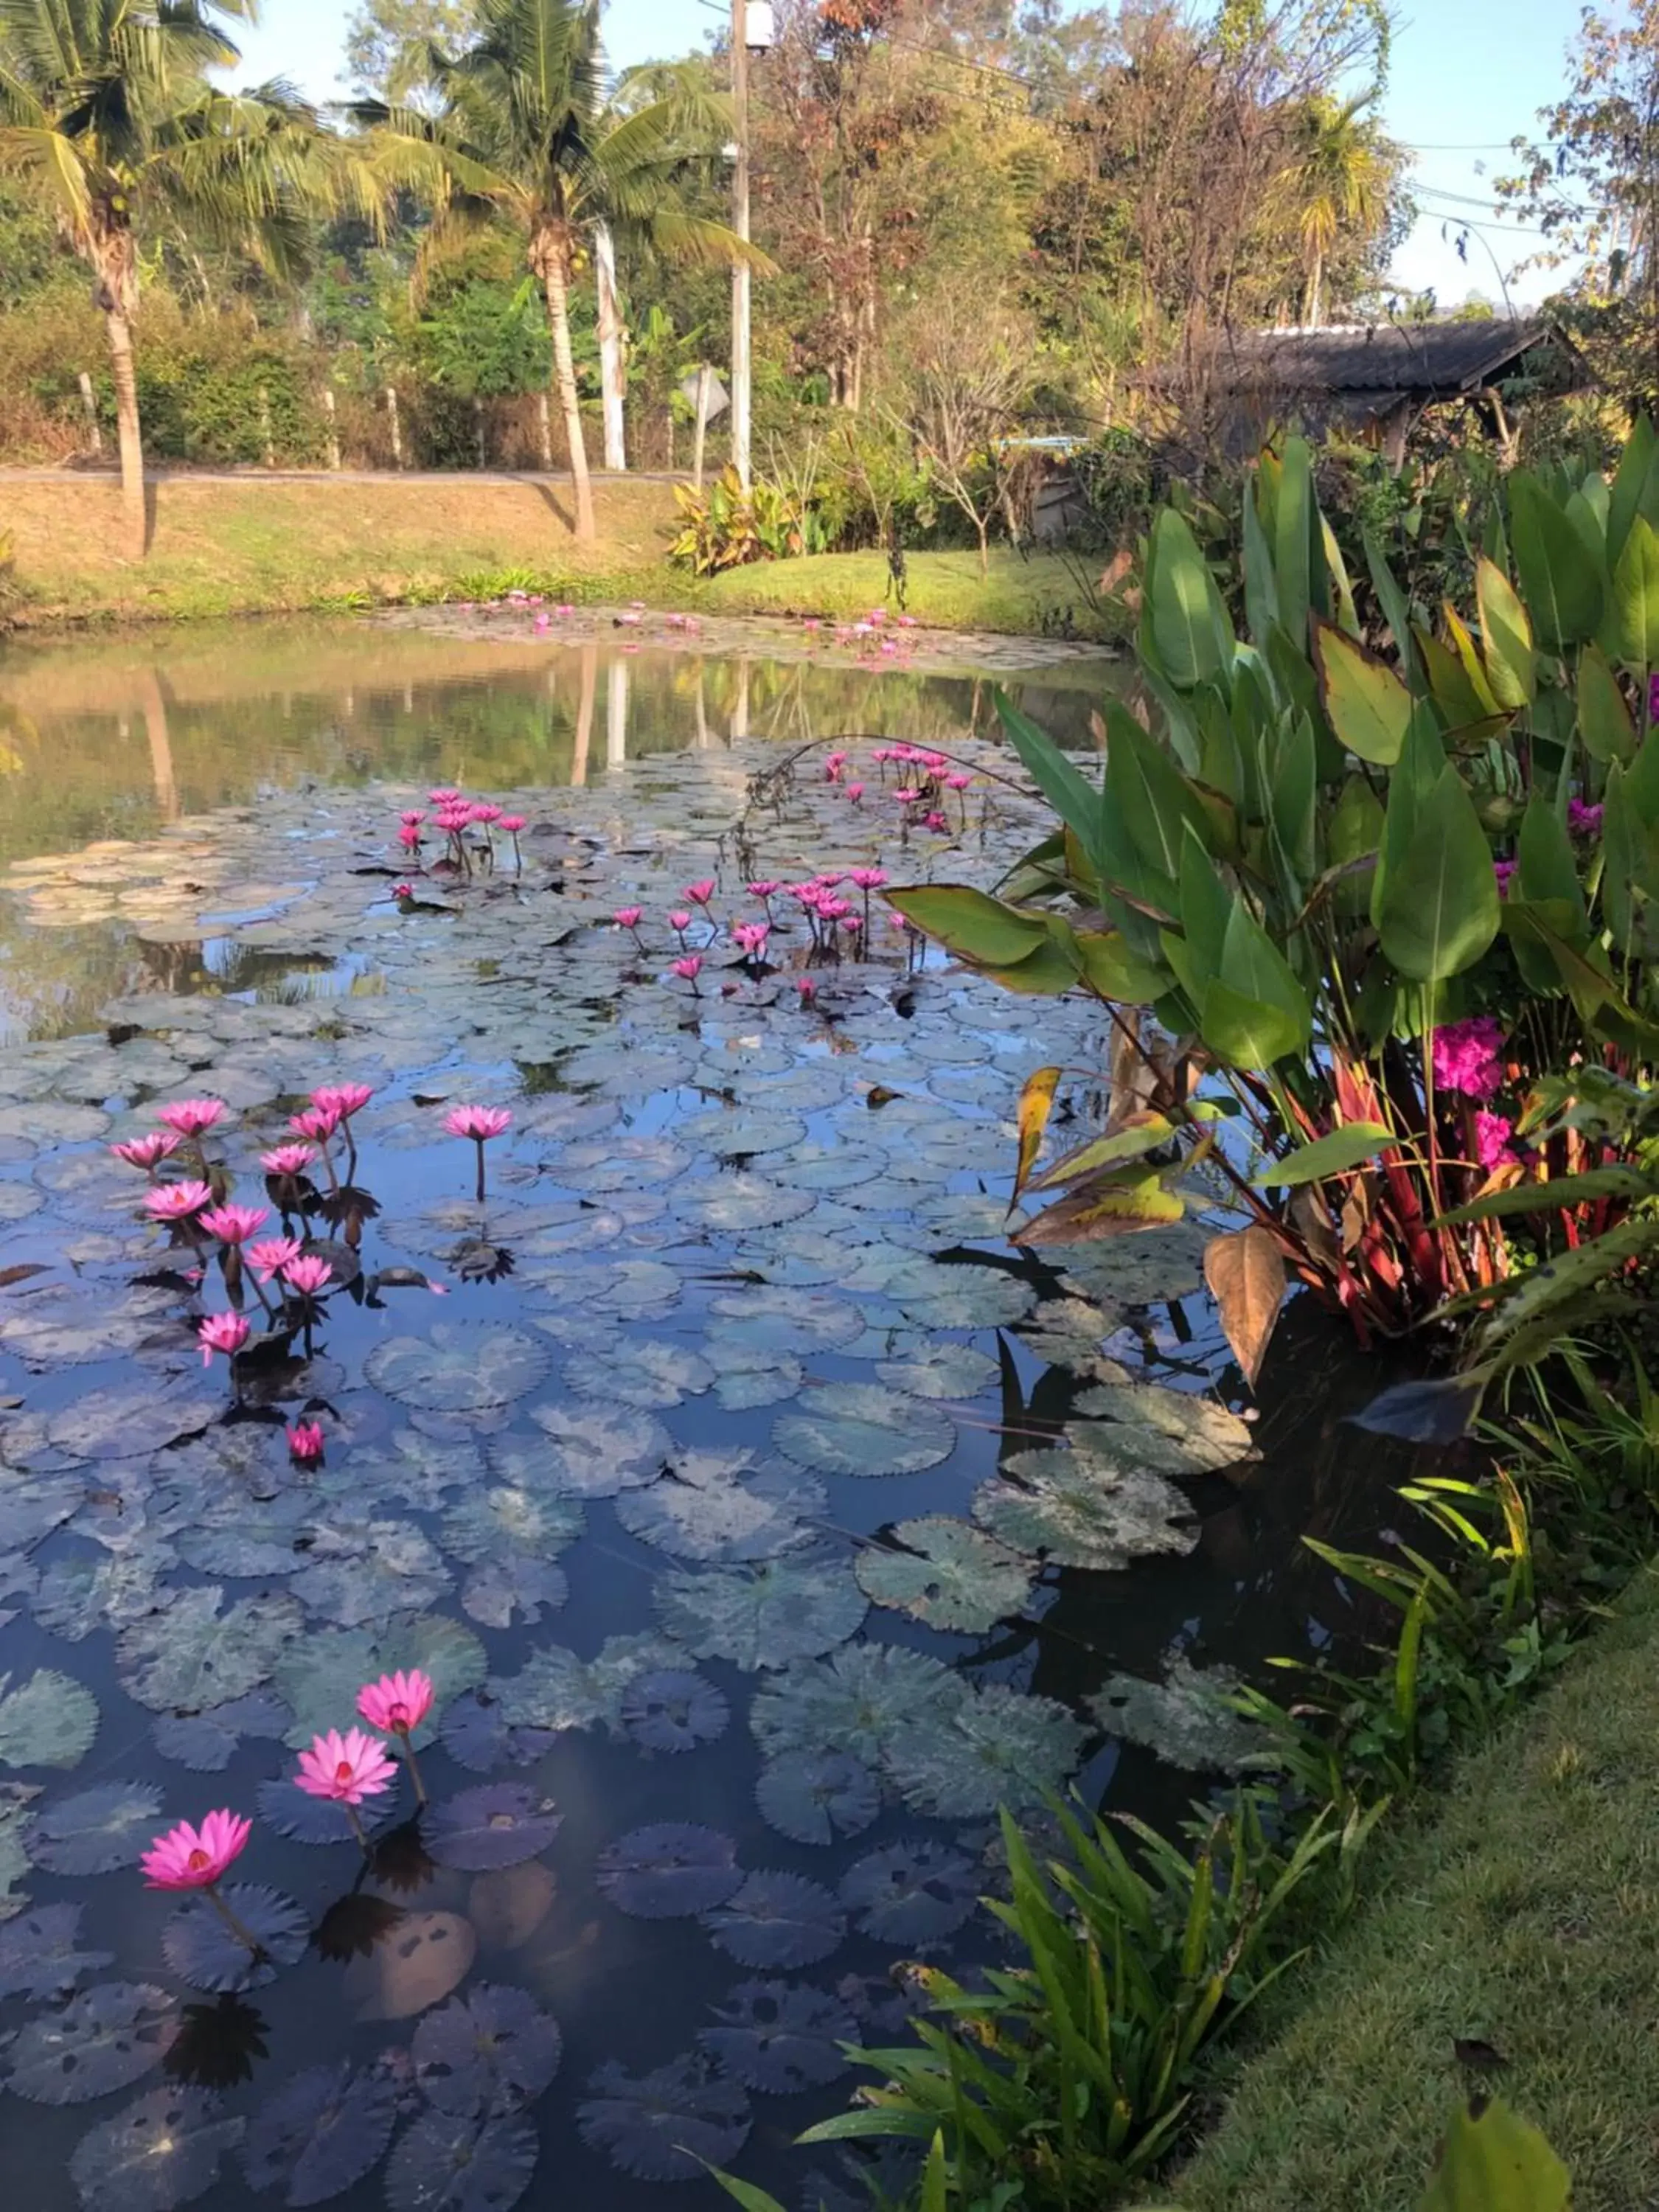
[730,0,752,493]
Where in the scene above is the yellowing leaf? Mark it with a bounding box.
[1203,1228,1286,1389]
[1311,618,1411,766]
[1012,1171,1186,1246]
[1012,1065,1062,1207]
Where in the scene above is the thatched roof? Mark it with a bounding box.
[1207,319,1567,399]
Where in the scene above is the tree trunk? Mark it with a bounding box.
[1303,254,1324,329]
[540,251,595,544]
[594,223,627,473]
[105,306,146,559]
[976,518,990,579]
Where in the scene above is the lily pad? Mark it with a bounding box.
[161,1885,309,1994]
[675,1175,817,1234]
[254,1778,399,1848]
[423,1785,562,1873]
[615,1450,824,1564]
[117,1590,303,1714]
[69,2086,244,2212]
[885,1683,1088,1820]
[703,1871,846,1969]
[754,1752,882,1848]
[46,1386,220,1461]
[0,1904,113,2000]
[653,1554,867,1672]
[383,2110,538,2212]
[698,1980,858,2094]
[1070,1382,1259,1476]
[619,1669,730,1754]
[438,1691,559,1776]
[751,1644,964,1766]
[411,1983,562,2116]
[526,1402,669,1496]
[152,1691,290,1775]
[706,1286,866,1352]
[973,1456,1197,1572]
[26,1781,162,1875]
[364,1325,549,1412]
[596,1825,741,1919]
[1088,1655,1265,1774]
[875,1344,1001,1401]
[240,2059,399,2207]
[577,2053,750,2183]
[773,1383,955,1478]
[855,1518,1036,1633]
[0,1669,98,1770]
[274,1617,485,1750]
[566,1338,714,1411]
[839,1838,982,1947]
[4,1980,177,2104]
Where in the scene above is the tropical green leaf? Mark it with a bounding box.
[1475,555,1534,707]
[1273,434,1314,652]
[883,886,1046,967]
[1575,642,1637,764]
[1373,762,1500,983]
[995,695,1104,871]
[1509,470,1606,650]
[1515,796,1585,934]
[1417,2096,1570,2212]
[1145,507,1233,690]
[1613,512,1659,669]
[1253,1123,1391,1186]
[1363,527,1418,672]
[1311,617,1411,765]
[1432,1166,1650,1226]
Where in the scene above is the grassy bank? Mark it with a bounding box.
[0,471,1120,639]
[1174,1563,1659,2212]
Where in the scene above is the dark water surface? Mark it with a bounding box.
[0,613,1414,2212]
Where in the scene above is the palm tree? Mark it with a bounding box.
[1281,94,1394,329]
[363,0,764,541]
[0,0,365,557]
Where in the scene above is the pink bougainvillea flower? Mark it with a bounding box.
[111,1132,182,1172]
[1568,799,1604,835]
[685,880,716,906]
[312,1083,374,1121]
[157,1099,226,1139]
[281,1254,334,1298]
[442,1105,513,1142]
[260,1144,317,1178]
[198,1312,251,1368]
[287,1420,325,1466]
[1432,1017,1506,1104]
[198,1203,270,1246]
[141,1810,251,1891]
[1473,1110,1519,1171]
[294,1727,398,1807]
[613,906,644,928]
[144,1180,214,1223]
[247,1236,304,1283]
[358,1669,435,1735]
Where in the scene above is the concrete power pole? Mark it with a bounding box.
[730,0,752,493]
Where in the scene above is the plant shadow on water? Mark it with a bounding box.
[0,612,1422,2210]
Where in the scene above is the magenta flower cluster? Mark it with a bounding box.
[392,788,526,883]
[1431,1018,1506,1103]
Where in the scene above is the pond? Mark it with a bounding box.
[0,610,1415,2212]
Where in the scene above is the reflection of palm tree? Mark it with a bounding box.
[730,658,750,743]
[139,670,178,821]
[607,658,629,769]
[571,644,597,785]
[1279,97,1392,329]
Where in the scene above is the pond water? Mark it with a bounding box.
[0,612,1415,2212]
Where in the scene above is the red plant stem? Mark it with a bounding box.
[397,1728,428,1806]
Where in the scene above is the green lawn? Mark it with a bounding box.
[700,547,1119,641]
[1172,1562,1659,2212]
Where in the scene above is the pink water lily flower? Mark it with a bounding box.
[400,810,425,827]
[429,787,462,806]
[145,1180,214,1222]
[397,825,422,851]
[287,1420,325,1466]
[498,815,526,835]
[199,1203,269,1246]
[849,868,887,890]
[311,1083,373,1121]
[796,976,817,1001]
[157,1099,226,1139]
[247,1236,304,1283]
[613,906,644,928]
[443,1105,512,1142]
[685,880,716,906]
[667,911,693,939]
[391,880,415,900]
[198,1312,251,1368]
[260,1144,317,1178]
[358,1669,435,1735]
[846,782,865,801]
[470,802,504,825]
[294,1727,398,1809]
[111,1132,181,1172]
[290,1105,341,1143]
[281,1254,334,1298]
[142,1810,251,1891]
[746,880,781,900]
[671,955,703,993]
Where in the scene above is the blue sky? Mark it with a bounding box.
[231,0,1587,310]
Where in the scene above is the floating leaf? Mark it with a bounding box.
[653,1554,867,1672]
[855,1518,1036,1633]
[256,1777,399,1848]
[885,1684,1088,1819]
[1070,1382,1258,1475]
[4,1980,177,2104]
[26,1781,161,1875]
[438,1690,558,1775]
[411,1983,562,2117]
[240,2059,399,2207]
[423,1785,561,1873]
[162,1886,308,1994]
[706,1287,866,1352]
[773,1384,955,1479]
[577,2053,751,2183]
[616,1450,824,1564]
[0,1904,112,2000]
[566,1338,714,1410]
[526,1402,669,1496]
[751,1644,964,1766]
[675,1176,816,1233]
[619,1669,730,1754]
[595,1825,741,1919]
[152,1691,293,1775]
[839,1839,982,1946]
[117,1590,302,1714]
[754,1752,881,1848]
[0,1669,98,1770]
[46,1386,220,1460]
[274,1617,484,1750]
[874,1345,1000,1401]
[459,1556,568,1630]
[383,2110,538,2212]
[343,1911,477,2022]
[364,1325,549,1412]
[703,1871,846,1969]
[973,1458,1196,1572]
[698,1980,858,2095]
[69,2085,244,2212]
[1088,1654,1265,1774]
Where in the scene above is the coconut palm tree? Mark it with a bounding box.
[361,0,764,541]
[1281,94,1395,328]
[0,0,367,557]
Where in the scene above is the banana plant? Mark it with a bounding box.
[888,425,1659,1395]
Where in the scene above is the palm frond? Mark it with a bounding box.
[644,207,776,276]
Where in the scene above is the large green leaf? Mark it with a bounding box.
[1417,2097,1570,2212]
[1601,759,1659,959]
[1607,411,1657,570]
[1613,512,1659,668]
[1217,900,1311,1048]
[1145,507,1233,690]
[883,885,1046,967]
[1363,527,1418,673]
[1242,481,1277,646]
[1253,1123,1391,1186]
[1509,470,1606,650]
[1475,555,1535,707]
[1104,704,1214,883]
[1311,618,1411,765]
[1178,831,1231,981]
[1273,434,1314,651]
[1068,929,1173,1005]
[1515,795,1585,936]
[1373,761,1500,983]
[995,695,1104,873]
[1576,641,1637,764]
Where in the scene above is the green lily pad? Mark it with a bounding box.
[1070,1382,1259,1476]
[773,1383,956,1479]
[69,2084,245,2209]
[566,1340,714,1411]
[751,1644,964,1766]
[973,1455,1197,1572]
[886,1683,1088,1818]
[364,1324,550,1412]
[0,1671,98,1771]
[615,1450,824,1563]
[653,1554,867,1671]
[117,1590,303,1714]
[274,1615,486,1750]
[875,1345,1001,1401]
[527,1402,670,1496]
[1088,1654,1267,1774]
[47,1387,221,1460]
[855,1518,1036,1633]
